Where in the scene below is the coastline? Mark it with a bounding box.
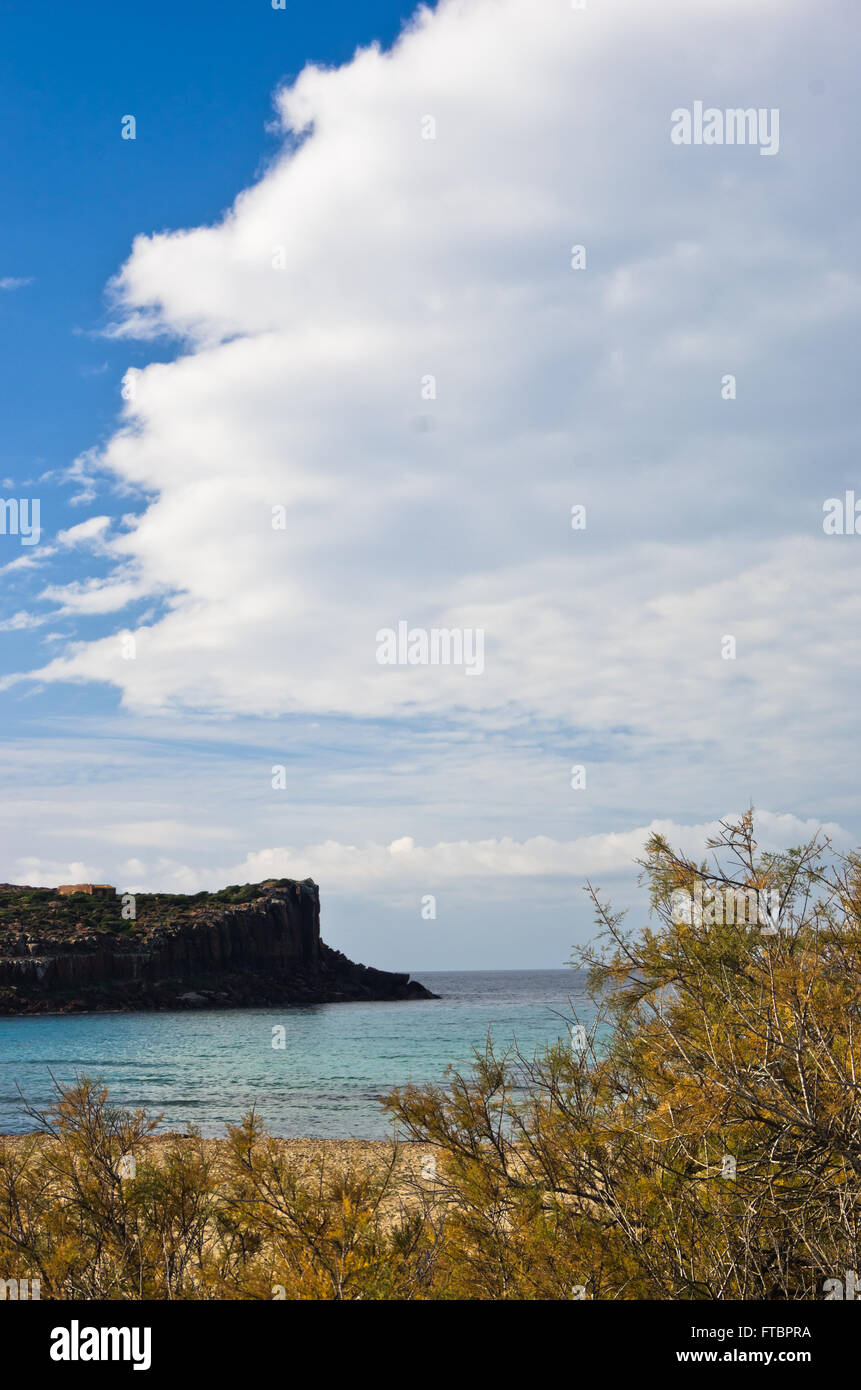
[0,1134,412,1152]
[0,879,438,1014]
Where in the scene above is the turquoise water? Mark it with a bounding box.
[0,970,591,1138]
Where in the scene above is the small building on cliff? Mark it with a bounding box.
[56,884,116,898]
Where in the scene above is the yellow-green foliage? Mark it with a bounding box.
[1,813,859,1300]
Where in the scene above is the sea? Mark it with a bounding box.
[0,969,592,1139]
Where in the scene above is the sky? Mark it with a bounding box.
[0,0,859,972]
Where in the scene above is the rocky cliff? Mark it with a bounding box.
[0,879,436,1013]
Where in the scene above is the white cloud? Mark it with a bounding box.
[10,857,100,888]
[56,516,112,547]
[37,574,153,617]
[0,551,54,575]
[248,811,848,888]
[0,610,51,632]
[62,450,102,506]
[2,0,860,925]
[40,810,839,896]
[7,0,856,763]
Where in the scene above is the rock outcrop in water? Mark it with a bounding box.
[0,879,436,1014]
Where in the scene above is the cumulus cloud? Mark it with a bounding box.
[2,0,860,917]
[210,815,837,893]
[6,0,858,765]
[26,810,838,896]
[9,857,101,889]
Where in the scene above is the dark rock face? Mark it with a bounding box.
[0,879,438,1013]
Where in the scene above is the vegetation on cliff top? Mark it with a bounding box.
[0,879,310,948]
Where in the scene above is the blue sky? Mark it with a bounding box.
[1,0,859,971]
[0,0,414,566]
